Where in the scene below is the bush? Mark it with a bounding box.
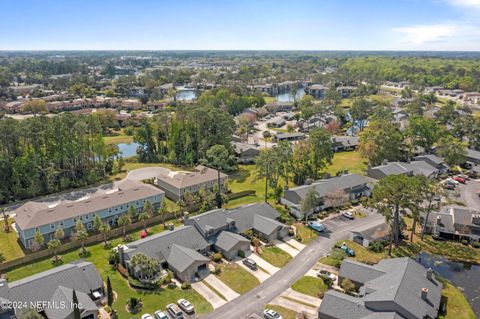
[108,249,119,265]
[128,277,159,290]
[212,253,223,262]
[181,282,191,290]
[212,265,221,275]
[341,278,356,293]
[168,282,176,289]
[127,297,142,312]
[461,239,469,246]
[473,242,480,249]
[319,276,334,287]
[368,240,385,253]
[238,250,246,258]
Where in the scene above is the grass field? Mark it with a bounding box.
[259,246,292,267]
[439,280,476,319]
[291,276,327,298]
[216,262,260,294]
[0,220,25,261]
[323,151,367,176]
[103,135,134,144]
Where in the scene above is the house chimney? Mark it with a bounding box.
[421,288,429,300]
[183,212,189,220]
[436,216,442,225]
[118,245,125,265]
[426,268,433,280]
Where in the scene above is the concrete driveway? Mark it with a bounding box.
[269,295,318,318]
[248,252,280,275]
[271,240,300,257]
[204,274,240,301]
[284,237,306,250]
[236,260,270,282]
[192,281,227,309]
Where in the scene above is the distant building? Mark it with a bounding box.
[268,117,286,128]
[0,261,104,319]
[233,142,261,163]
[332,136,359,152]
[13,180,164,249]
[350,222,390,247]
[306,84,326,99]
[336,86,356,98]
[319,258,443,319]
[154,165,228,201]
[273,132,305,142]
[282,174,374,219]
[367,161,439,180]
[425,206,480,242]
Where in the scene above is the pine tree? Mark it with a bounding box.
[107,276,114,307]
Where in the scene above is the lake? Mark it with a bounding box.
[416,252,480,316]
[176,89,197,101]
[276,87,305,102]
[117,142,139,158]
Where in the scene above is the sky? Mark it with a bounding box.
[1,0,480,51]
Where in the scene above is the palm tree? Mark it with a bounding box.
[158,200,169,225]
[138,212,150,232]
[301,188,319,222]
[130,253,149,279]
[117,214,131,238]
[262,130,271,149]
[48,238,61,261]
[33,229,44,250]
[76,230,89,255]
[99,223,111,246]
[204,144,233,208]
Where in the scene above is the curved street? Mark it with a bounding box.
[200,213,385,319]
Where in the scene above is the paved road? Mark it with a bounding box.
[459,179,480,210]
[200,213,385,319]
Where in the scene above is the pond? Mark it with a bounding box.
[117,142,139,158]
[176,88,198,101]
[276,87,305,102]
[416,252,480,316]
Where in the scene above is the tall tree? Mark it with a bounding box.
[359,120,404,166]
[204,144,235,208]
[48,238,61,261]
[308,128,333,179]
[107,276,114,307]
[436,135,467,166]
[301,188,319,222]
[117,214,131,238]
[99,223,111,246]
[33,229,44,250]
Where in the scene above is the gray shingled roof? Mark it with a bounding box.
[405,161,438,177]
[321,258,442,319]
[44,286,98,319]
[167,244,209,273]
[467,148,480,161]
[215,231,250,251]
[186,208,229,234]
[283,174,373,204]
[14,181,164,229]
[123,225,209,264]
[0,261,103,318]
[414,154,443,165]
[155,165,227,189]
[253,215,285,236]
[368,162,412,178]
[227,203,280,233]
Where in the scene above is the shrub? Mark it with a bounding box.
[473,242,480,249]
[127,297,142,311]
[212,253,223,262]
[108,249,119,265]
[212,265,222,275]
[181,282,191,290]
[238,250,246,258]
[341,278,356,293]
[461,239,469,246]
[168,282,176,289]
[319,276,334,287]
[127,277,159,290]
[368,240,385,253]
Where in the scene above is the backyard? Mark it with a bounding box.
[0,220,25,261]
[323,151,367,176]
[265,305,297,319]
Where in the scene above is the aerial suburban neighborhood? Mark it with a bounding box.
[2,1,480,319]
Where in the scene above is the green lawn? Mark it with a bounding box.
[216,262,260,294]
[5,224,213,317]
[0,220,25,261]
[323,151,367,176]
[103,135,134,145]
[294,222,318,244]
[291,276,328,298]
[258,246,292,267]
[439,280,476,319]
[320,240,386,268]
[265,304,297,319]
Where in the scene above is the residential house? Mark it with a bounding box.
[233,142,261,163]
[350,222,390,247]
[319,258,443,319]
[413,155,446,171]
[466,148,480,166]
[366,162,413,180]
[154,165,228,201]
[264,101,294,113]
[214,231,251,260]
[425,206,480,242]
[0,261,104,319]
[273,132,305,142]
[283,112,296,121]
[119,225,211,282]
[306,84,326,99]
[268,117,286,128]
[332,136,359,152]
[336,86,356,98]
[13,181,164,249]
[282,174,374,219]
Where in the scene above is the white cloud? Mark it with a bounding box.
[393,24,458,44]
[445,0,480,8]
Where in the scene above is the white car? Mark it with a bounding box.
[141,314,154,319]
[342,211,354,219]
[264,309,283,319]
[177,298,195,314]
[316,269,337,281]
[154,310,169,319]
[446,178,459,185]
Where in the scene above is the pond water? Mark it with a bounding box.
[416,252,480,316]
[276,87,305,102]
[117,142,139,158]
[176,89,197,101]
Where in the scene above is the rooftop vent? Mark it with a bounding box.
[426,268,433,280]
[472,214,480,225]
[421,288,428,300]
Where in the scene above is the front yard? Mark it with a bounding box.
[258,246,292,267]
[0,220,25,261]
[291,276,328,298]
[293,222,318,244]
[215,262,260,294]
[439,280,476,319]
[265,304,297,319]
